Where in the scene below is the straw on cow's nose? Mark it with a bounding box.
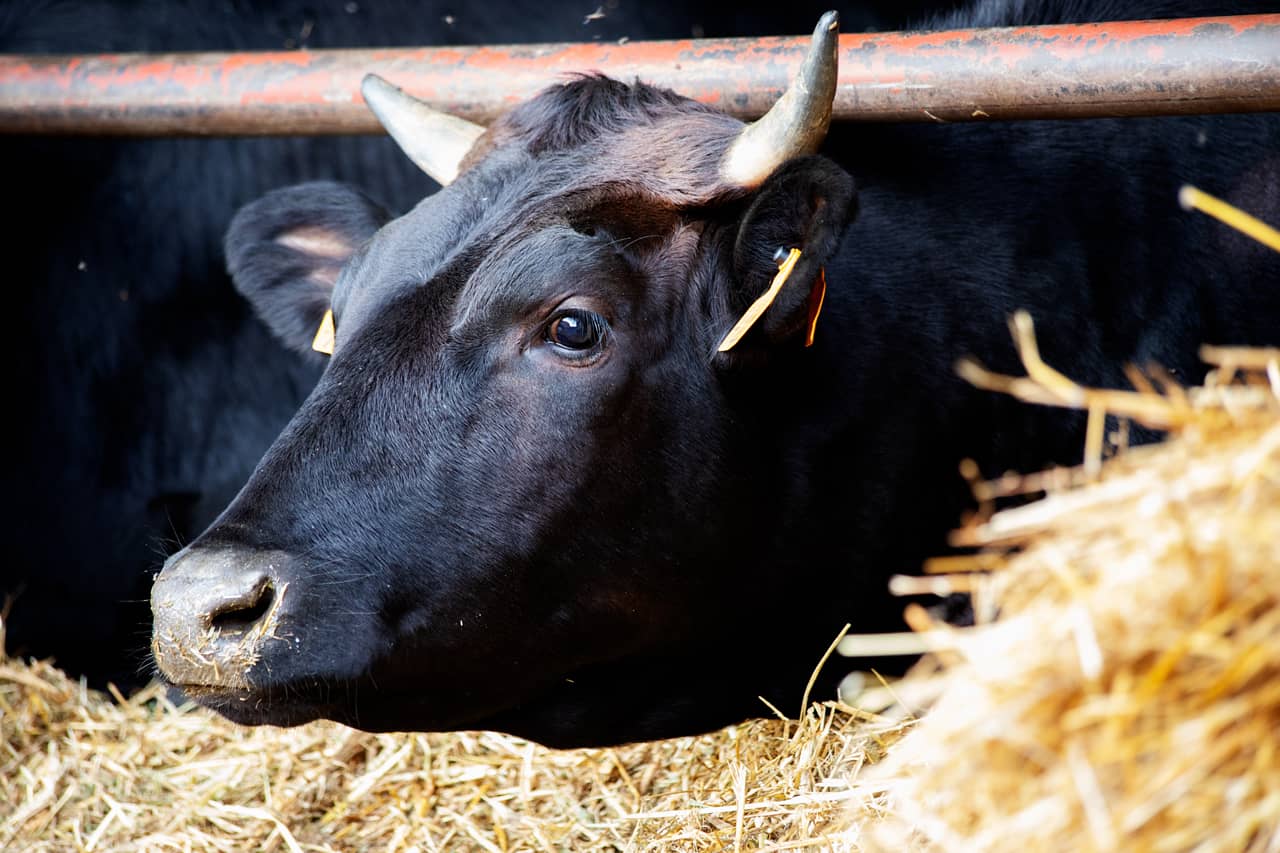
[150,548,288,687]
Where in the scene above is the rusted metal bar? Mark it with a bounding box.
[1,14,1277,135]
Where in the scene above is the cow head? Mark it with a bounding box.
[151,13,859,746]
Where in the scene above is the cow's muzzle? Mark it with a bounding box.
[150,547,291,689]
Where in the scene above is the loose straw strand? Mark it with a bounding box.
[1179,185,1280,254]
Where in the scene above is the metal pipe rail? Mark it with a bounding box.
[0,14,1277,135]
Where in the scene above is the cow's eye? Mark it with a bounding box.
[544,309,608,354]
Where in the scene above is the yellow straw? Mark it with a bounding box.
[1179,185,1280,254]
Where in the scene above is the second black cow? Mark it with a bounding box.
[151,0,1280,747]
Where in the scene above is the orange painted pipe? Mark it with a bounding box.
[0,14,1277,135]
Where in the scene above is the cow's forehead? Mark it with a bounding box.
[450,225,643,334]
[336,122,731,335]
[329,147,533,330]
[329,86,758,351]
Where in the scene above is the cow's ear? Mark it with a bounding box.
[723,156,856,348]
[226,181,390,354]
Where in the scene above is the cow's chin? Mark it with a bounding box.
[165,657,768,748]
[165,681,340,729]
[164,679,482,732]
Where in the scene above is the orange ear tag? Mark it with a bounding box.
[716,247,802,353]
[312,309,336,355]
[804,267,827,348]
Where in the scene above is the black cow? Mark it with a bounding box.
[148,0,1280,747]
[2,0,930,689]
[149,0,1280,742]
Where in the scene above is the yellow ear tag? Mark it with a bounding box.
[312,309,335,355]
[717,247,802,353]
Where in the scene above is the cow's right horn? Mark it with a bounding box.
[361,75,486,186]
[719,11,840,189]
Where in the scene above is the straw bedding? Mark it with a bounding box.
[3,333,1278,851]
[0,640,901,851]
[859,334,1280,851]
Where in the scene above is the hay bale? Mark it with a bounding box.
[860,336,1280,851]
[0,628,899,851]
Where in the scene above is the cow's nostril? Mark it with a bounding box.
[152,551,294,688]
[208,577,275,633]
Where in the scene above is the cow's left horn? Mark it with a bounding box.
[719,11,839,188]
[361,75,485,186]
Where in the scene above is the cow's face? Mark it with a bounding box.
[152,38,855,746]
